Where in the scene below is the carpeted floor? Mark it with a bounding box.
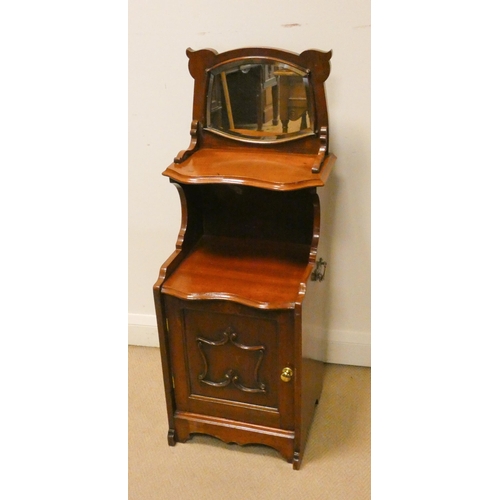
[129,345,370,499]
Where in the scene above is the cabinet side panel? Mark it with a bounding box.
[294,288,326,466]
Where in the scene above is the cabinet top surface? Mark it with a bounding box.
[165,149,335,191]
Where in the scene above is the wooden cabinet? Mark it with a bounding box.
[153,47,335,469]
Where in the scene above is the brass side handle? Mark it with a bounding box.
[311,257,327,282]
[281,367,293,382]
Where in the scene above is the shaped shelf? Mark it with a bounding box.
[165,148,335,191]
[162,235,313,309]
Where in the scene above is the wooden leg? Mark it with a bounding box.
[292,451,302,470]
[167,429,176,446]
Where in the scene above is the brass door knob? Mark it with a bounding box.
[281,367,293,382]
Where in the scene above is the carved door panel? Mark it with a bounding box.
[166,297,295,430]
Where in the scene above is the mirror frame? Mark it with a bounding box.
[175,47,332,164]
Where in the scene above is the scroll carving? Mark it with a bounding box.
[312,126,328,173]
[197,327,267,393]
[174,120,201,164]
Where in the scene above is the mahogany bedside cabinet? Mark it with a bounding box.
[153,47,335,470]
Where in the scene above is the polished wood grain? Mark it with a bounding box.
[165,148,335,191]
[173,412,295,464]
[154,46,333,470]
[163,235,312,309]
[166,298,295,427]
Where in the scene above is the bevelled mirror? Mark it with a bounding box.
[206,59,315,143]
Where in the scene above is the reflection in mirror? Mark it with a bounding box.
[206,61,315,143]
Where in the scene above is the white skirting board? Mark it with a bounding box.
[128,314,371,367]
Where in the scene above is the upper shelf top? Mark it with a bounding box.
[165,47,334,190]
[165,147,335,191]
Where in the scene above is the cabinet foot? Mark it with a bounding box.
[167,429,176,446]
[292,451,302,470]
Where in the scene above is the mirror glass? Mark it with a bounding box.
[206,60,314,143]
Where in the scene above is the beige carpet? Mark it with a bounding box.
[129,346,370,499]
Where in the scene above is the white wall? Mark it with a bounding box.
[129,0,371,366]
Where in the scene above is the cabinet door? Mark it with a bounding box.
[166,297,295,430]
